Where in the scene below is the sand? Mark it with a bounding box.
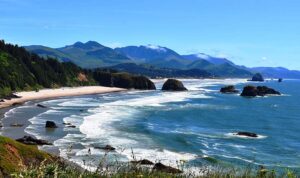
[0,86,127,109]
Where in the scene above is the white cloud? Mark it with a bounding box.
[107,42,123,49]
[143,44,167,52]
[195,53,210,59]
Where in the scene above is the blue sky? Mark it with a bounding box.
[1,0,300,69]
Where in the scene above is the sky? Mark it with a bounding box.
[1,0,300,69]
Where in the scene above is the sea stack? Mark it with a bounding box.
[241,85,281,97]
[45,121,58,128]
[251,73,264,82]
[220,85,239,94]
[161,79,187,91]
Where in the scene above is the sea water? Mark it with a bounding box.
[1,79,299,173]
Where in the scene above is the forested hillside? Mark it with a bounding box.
[0,40,155,97]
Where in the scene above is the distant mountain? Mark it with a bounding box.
[108,63,212,78]
[25,41,132,68]
[25,42,253,77]
[182,53,235,65]
[251,67,300,79]
[115,45,190,68]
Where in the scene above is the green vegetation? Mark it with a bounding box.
[0,136,55,176]
[0,40,155,98]
[11,159,298,178]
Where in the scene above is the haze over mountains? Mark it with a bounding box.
[24,41,300,78]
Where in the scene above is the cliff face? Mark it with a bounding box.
[0,136,55,176]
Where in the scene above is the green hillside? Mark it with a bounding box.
[0,136,55,176]
[0,40,155,98]
[25,41,132,68]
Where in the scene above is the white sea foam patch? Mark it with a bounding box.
[63,115,83,127]
[3,106,31,118]
[80,90,211,138]
[122,148,197,166]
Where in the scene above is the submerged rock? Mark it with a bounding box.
[16,136,52,145]
[250,73,264,82]
[241,85,281,97]
[37,104,47,108]
[131,159,154,165]
[153,163,183,174]
[235,132,258,138]
[220,85,239,94]
[94,145,116,151]
[10,123,23,127]
[45,121,58,128]
[162,79,187,91]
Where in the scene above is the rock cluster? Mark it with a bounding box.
[16,136,52,145]
[241,86,281,97]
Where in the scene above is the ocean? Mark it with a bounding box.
[1,79,299,173]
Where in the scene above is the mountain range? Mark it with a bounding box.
[24,41,300,78]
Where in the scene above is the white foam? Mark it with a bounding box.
[122,148,197,166]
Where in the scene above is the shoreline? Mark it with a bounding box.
[0,86,127,109]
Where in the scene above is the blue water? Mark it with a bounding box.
[1,79,300,172]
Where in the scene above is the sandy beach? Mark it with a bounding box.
[0,86,127,109]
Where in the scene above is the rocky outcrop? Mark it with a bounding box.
[235,132,258,138]
[162,79,187,91]
[241,86,281,97]
[45,121,58,128]
[278,78,283,82]
[131,159,154,165]
[93,71,156,90]
[250,73,264,82]
[220,85,239,94]
[16,136,52,145]
[153,163,183,174]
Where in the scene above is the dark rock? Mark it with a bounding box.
[153,163,183,174]
[94,145,116,151]
[45,121,58,128]
[67,125,76,128]
[37,104,47,108]
[12,102,23,106]
[235,132,258,138]
[63,122,71,125]
[10,123,23,127]
[162,79,187,91]
[220,85,239,94]
[16,136,52,145]
[0,99,4,102]
[278,78,283,82]
[251,73,264,82]
[241,85,281,97]
[256,86,281,96]
[4,94,22,100]
[131,159,154,165]
[241,85,258,97]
